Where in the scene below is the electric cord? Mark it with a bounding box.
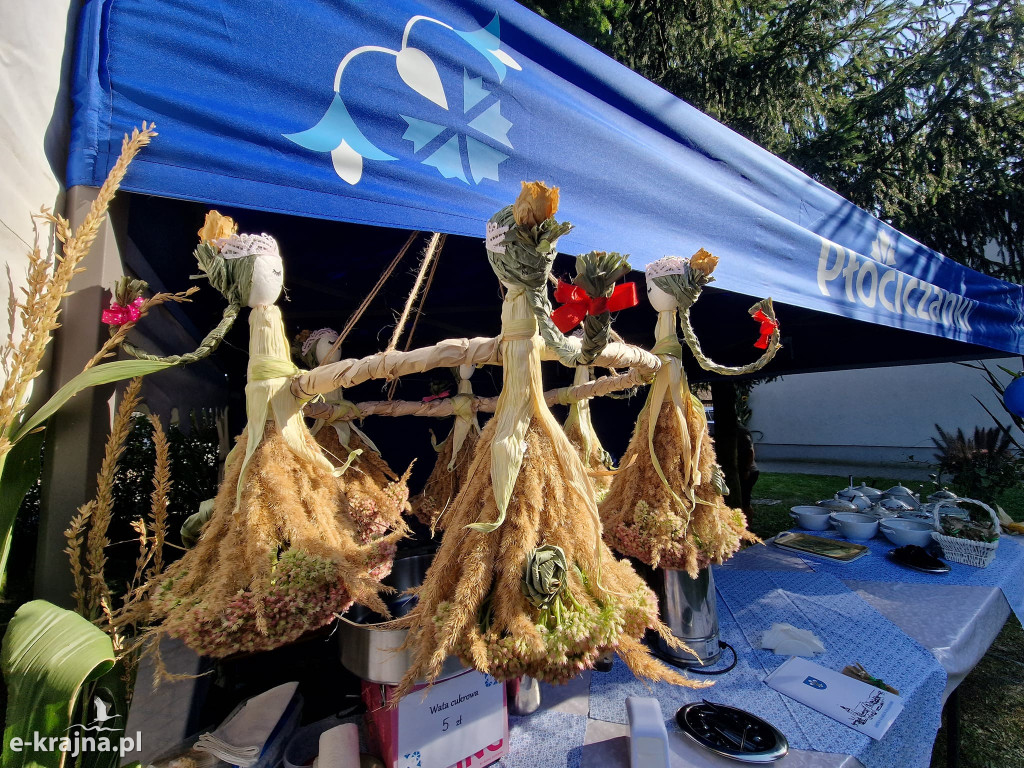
[651,640,737,676]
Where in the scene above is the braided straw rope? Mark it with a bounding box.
[290,338,659,400]
[301,366,651,421]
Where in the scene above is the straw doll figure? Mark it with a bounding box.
[299,327,412,517]
[600,252,780,576]
[394,182,704,698]
[410,364,481,531]
[563,364,616,499]
[149,233,407,658]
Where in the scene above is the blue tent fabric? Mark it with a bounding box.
[68,0,1024,355]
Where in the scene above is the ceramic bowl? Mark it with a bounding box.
[790,505,834,531]
[880,518,934,548]
[829,511,879,541]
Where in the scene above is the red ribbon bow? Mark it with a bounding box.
[752,309,778,349]
[101,296,144,326]
[550,280,638,333]
[422,391,451,403]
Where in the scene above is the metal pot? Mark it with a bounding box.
[817,496,859,513]
[336,554,465,685]
[836,487,873,510]
[878,497,913,513]
[654,567,721,667]
[853,483,883,502]
[882,483,920,509]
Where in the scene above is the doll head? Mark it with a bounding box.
[217,232,284,308]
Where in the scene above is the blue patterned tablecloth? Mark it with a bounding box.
[781,529,1024,625]
[500,710,586,768]
[589,570,946,768]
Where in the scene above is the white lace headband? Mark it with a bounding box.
[216,233,280,261]
[645,255,690,280]
[301,328,339,357]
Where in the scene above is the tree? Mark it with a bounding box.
[524,0,1024,278]
[525,0,1023,515]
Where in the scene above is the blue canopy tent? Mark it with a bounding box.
[66,0,1024,374]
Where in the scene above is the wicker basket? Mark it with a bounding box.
[930,498,1000,568]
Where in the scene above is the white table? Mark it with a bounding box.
[565,538,1019,768]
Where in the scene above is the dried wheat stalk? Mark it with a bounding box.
[0,123,157,466]
[84,377,144,620]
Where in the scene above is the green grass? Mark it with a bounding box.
[747,471,1024,768]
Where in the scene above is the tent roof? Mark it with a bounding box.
[68,0,1024,358]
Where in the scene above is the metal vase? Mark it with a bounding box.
[655,566,721,666]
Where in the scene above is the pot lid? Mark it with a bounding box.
[883,483,916,497]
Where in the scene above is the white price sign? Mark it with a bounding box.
[396,669,506,768]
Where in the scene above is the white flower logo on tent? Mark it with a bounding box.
[285,14,520,185]
[869,230,897,266]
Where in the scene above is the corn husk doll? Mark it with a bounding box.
[298,328,413,522]
[600,252,779,576]
[410,364,481,531]
[563,364,615,498]
[394,182,701,698]
[149,234,407,657]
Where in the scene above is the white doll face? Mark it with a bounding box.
[247,253,284,307]
[458,363,475,380]
[646,280,677,312]
[315,335,341,365]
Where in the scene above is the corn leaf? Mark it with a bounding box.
[1,600,115,768]
[77,659,137,768]
[0,430,45,589]
[11,360,175,445]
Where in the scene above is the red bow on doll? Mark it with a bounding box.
[752,309,778,349]
[101,296,144,326]
[550,280,638,333]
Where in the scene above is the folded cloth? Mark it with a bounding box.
[317,722,360,767]
[759,622,825,656]
[195,681,299,767]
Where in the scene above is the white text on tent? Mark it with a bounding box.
[816,238,975,332]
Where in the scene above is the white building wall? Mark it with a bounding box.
[0,0,76,378]
[748,357,1022,479]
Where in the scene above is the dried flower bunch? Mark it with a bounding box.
[601,252,777,575]
[148,235,406,657]
[393,183,702,698]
